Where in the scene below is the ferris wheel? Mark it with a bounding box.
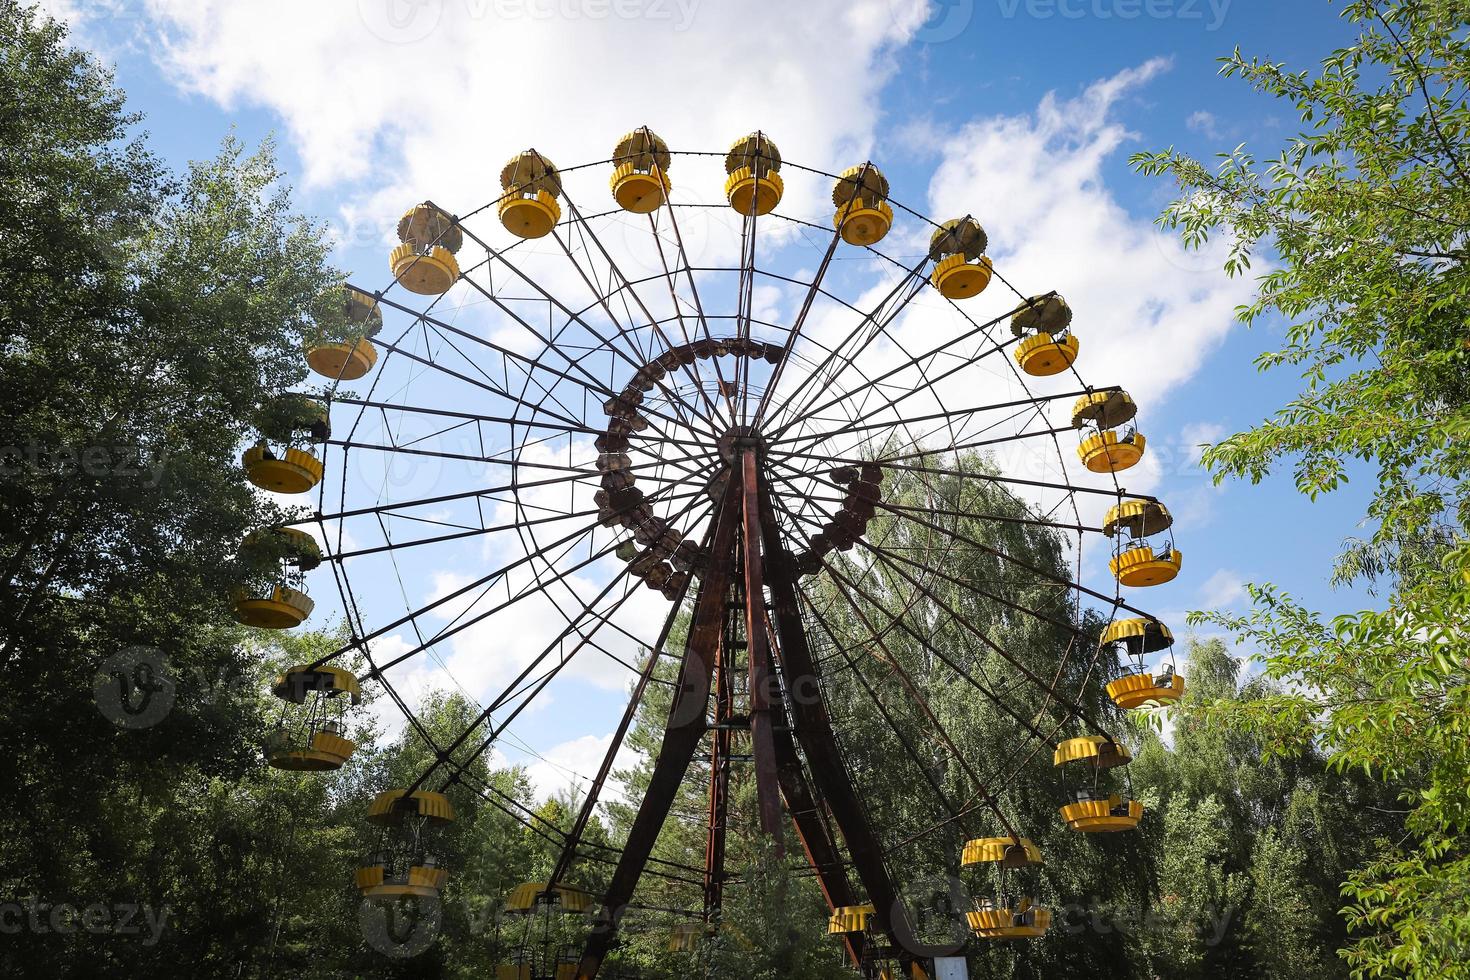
[230,128,1187,979]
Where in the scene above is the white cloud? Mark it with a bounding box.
[925,58,1255,416]
[31,0,81,23]
[1196,568,1246,610]
[1179,420,1227,469]
[511,730,641,804]
[30,0,149,65]
[134,0,929,219]
[1185,109,1221,139]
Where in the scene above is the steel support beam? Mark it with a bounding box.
[754,470,925,965]
[703,592,735,921]
[575,486,742,978]
[772,723,866,971]
[573,457,933,978]
[742,449,784,844]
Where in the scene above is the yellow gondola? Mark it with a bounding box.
[496,882,592,979]
[832,163,893,246]
[610,128,671,213]
[827,903,877,935]
[1103,499,1172,538]
[355,863,448,899]
[962,836,1050,940]
[307,284,383,380]
[826,903,905,979]
[1059,796,1145,833]
[1016,331,1079,376]
[307,336,379,381]
[1078,429,1146,472]
[357,790,456,900]
[243,394,329,494]
[390,202,464,295]
[500,151,563,239]
[503,882,594,914]
[1107,670,1185,709]
[929,217,992,299]
[1009,292,1077,375]
[1100,617,1185,709]
[264,665,362,771]
[231,584,314,630]
[669,922,704,953]
[367,789,457,825]
[1072,389,1136,430]
[1110,544,1184,587]
[968,902,1053,940]
[1054,736,1143,832]
[1104,498,1182,587]
[1099,614,1176,647]
[232,527,320,629]
[243,444,324,494]
[725,132,783,216]
[824,904,928,979]
[1073,387,1146,472]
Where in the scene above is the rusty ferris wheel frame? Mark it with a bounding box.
[294,138,1172,978]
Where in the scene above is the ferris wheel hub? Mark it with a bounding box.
[715,425,765,466]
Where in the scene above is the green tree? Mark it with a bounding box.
[0,4,345,975]
[1132,2,1470,974]
[1129,638,1393,979]
[0,11,678,979]
[1151,794,1250,977]
[1247,829,1336,980]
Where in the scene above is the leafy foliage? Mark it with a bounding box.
[0,4,343,974]
[1132,2,1470,974]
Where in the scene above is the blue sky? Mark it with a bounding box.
[45,0,1378,798]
